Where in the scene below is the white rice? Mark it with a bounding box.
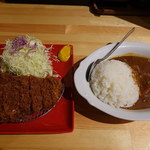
[90,60,139,108]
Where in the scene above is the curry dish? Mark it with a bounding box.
[111,54,150,110]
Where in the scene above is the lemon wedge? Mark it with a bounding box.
[58,45,71,62]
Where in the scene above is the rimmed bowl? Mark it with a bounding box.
[74,42,150,121]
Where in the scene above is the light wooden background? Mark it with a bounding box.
[0,2,150,150]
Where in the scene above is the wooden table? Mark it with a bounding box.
[0,2,150,150]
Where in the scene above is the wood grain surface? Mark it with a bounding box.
[0,2,150,150]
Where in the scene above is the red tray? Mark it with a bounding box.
[0,44,74,134]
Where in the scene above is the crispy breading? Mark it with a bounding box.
[29,76,43,113]
[0,73,62,123]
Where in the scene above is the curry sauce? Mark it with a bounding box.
[111,55,150,110]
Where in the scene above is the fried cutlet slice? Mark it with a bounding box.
[0,74,9,123]
[29,76,43,113]
[0,74,30,123]
[19,76,31,115]
[41,76,62,111]
[0,84,4,123]
[47,76,63,104]
[41,77,54,111]
[2,81,21,122]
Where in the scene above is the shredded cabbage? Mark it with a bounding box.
[0,35,53,78]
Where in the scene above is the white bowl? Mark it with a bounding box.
[74,42,150,121]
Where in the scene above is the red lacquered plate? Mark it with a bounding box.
[0,44,74,134]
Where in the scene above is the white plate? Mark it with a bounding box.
[74,42,150,121]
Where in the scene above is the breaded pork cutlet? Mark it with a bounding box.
[0,73,62,123]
